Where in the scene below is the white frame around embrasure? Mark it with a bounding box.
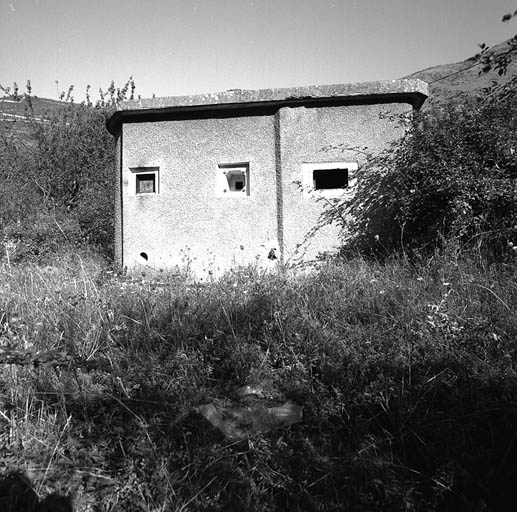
[301,161,358,198]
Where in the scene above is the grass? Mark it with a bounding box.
[1,252,517,511]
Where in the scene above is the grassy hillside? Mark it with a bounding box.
[0,96,68,143]
[2,37,517,144]
[405,38,517,104]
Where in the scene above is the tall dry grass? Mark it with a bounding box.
[1,252,517,510]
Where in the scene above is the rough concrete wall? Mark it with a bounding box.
[121,115,278,275]
[113,130,123,266]
[278,103,412,263]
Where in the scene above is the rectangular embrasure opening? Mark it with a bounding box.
[313,168,348,190]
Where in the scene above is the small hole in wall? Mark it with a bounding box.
[267,248,277,260]
[140,252,148,261]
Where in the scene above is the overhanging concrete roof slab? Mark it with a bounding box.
[107,79,428,134]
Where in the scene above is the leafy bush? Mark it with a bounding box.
[0,79,135,262]
[325,87,517,259]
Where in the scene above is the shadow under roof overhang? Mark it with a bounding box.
[106,79,428,134]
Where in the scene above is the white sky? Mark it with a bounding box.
[1,0,517,101]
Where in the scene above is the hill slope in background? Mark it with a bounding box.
[1,37,516,143]
[0,96,68,142]
[405,38,517,104]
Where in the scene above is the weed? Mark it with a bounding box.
[1,254,516,510]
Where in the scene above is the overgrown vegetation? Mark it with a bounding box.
[0,79,135,262]
[1,254,517,510]
[319,82,517,260]
[2,40,517,509]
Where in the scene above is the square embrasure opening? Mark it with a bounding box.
[217,163,250,196]
[131,167,159,194]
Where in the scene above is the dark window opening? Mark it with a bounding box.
[218,163,250,196]
[136,174,156,194]
[313,168,348,190]
[226,171,247,192]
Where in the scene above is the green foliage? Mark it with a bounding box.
[326,87,517,258]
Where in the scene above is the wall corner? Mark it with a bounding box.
[274,109,284,263]
[113,128,123,268]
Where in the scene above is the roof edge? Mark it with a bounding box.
[106,79,428,134]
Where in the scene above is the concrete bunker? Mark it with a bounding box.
[107,80,428,276]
